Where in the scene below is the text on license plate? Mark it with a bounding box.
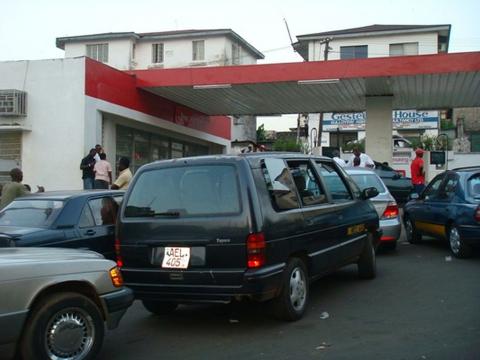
[162,247,191,269]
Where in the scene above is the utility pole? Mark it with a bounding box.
[316,38,332,152]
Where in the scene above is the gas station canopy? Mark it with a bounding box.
[131,52,480,116]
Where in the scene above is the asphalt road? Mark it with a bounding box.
[98,236,480,360]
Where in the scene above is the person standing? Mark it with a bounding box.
[411,148,426,194]
[348,146,375,168]
[80,148,96,190]
[94,153,112,189]
[111,157,133,190]
[94,144,103,162]
[0,168,44,210]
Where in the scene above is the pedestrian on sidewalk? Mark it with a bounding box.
[94,153,112,189]
[0,168,44,210]
[80,148,96,190]
[111,157,132,190]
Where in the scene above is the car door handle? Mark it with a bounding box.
[84,230,96,236]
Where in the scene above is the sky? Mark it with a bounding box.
[1,0,479,130]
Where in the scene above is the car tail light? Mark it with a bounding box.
[475,206,480,222]
[380,236,396,242]
[109,267,124,287]
[247,232,266,268]
[115,238,123,268]
[381,202,399,219]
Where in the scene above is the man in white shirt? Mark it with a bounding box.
[348,146,375,168]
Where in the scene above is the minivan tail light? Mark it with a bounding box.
[115,238,123,268]
[247,232,266,268]
[381,202,399,219]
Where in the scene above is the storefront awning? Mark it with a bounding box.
[130,52,480,116]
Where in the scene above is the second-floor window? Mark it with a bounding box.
[86,44,108,63]
[152,43,164,63]
[340,45,368,59]
[389,42,419,57]
[192,40,205,61]
[232,43,240,65]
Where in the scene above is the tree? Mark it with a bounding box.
[256,124,266,142]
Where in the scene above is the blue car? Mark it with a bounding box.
[403,167,480,258]
[0,190,124,259]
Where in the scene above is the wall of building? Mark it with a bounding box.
[0,58,86,190]
[64,39,134,70]
[134,36,258,69]
[308,32,438,61]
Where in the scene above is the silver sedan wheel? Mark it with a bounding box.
[289,267,307,311]
[45,308,95,359]
[449,227,461,255]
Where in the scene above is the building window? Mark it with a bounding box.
[232,43,240,65]
[389,42,419,57]
[192,40,205,61]
[86,44,108,63]
[340,45,368,59]
[152,43,164,63]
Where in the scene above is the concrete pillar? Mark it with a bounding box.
[365,96,393,165]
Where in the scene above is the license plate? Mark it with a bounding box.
[162,247,191,269]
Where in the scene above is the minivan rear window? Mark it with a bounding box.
[125,165,241,217]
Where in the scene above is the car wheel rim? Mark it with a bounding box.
[289,267,306,312]
[449,227,461,254]
[45,308,95,360]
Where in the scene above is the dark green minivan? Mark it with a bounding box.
[116,153,380,321]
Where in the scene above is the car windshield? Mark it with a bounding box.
[467,174,480,199]
[349,174,386,193]
[0,200,64,228]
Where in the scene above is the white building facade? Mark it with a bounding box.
[294,24,451,160]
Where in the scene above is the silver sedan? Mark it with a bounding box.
[0,247,134,360]
[346,168,402,250]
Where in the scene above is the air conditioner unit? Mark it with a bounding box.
[0,90,27,116]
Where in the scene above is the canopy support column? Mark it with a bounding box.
[365,96,393,165]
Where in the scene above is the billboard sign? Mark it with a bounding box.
[323,110,439,131]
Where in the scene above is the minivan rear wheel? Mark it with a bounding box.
[142,300,178,315]
[272,257,308,321]
[357,234,376,279]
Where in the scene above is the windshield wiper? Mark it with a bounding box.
[125,206,180,217]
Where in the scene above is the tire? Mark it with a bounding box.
[142,300,178,315]
[20,292,104,360]
[358,234,377,279]
[404,216,422,244]
[448,225,473,259]
[272,258,309,321]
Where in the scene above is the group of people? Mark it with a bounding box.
[80,144,132,190]
[332,146,375,169]
[332,145,427,195]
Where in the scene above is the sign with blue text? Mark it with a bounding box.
[323,110,439,131]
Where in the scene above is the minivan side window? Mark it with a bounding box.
[125,165,241,217]
[315,162,353,202]
[287,161,327,206]
[262,158,300,211]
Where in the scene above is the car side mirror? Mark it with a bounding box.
[361,187,379,200]
[409,193,419,200]
[392,173,401,180]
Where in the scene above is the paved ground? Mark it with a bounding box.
[99,236,480,360]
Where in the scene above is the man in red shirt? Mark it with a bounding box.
[411,148,426,194]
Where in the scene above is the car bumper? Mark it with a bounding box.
[379,217,402,243]
[100,287,134,330]
[122,263,286,304]
[458,225,480,246]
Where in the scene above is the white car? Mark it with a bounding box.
[0,247,133,360]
